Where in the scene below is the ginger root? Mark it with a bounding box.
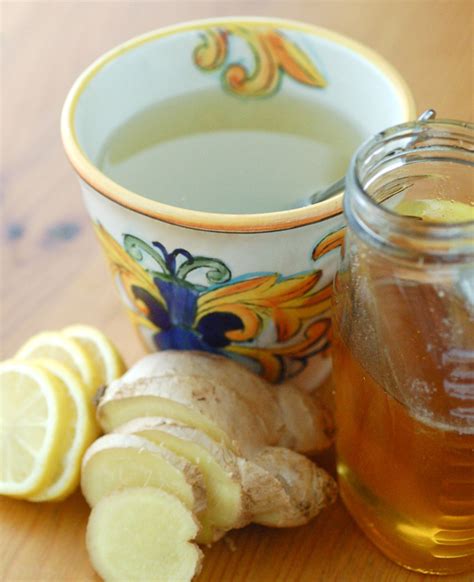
[98,351,333,456]
[117,417,336,542]
[99,374,267,454]
[84,351,336,581]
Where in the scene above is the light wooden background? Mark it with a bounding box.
[1,2,473,581]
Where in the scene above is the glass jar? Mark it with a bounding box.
[332,120,474,575]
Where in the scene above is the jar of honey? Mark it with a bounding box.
[332,119,474,574]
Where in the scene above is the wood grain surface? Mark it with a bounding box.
[1,2,473,581]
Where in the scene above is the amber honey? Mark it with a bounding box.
[333,304,474,574]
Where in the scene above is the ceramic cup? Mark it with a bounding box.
[62,17,415,390]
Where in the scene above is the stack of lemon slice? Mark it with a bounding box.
[0,325,126,502]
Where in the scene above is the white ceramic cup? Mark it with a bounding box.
[62,17,415,390]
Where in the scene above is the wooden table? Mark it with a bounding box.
[1,2,473,581]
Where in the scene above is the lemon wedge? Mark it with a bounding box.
[62,324,126,387]
[27,359,100,502]
[0,360,70,497]
[16,331,98,396]
[395,199,474,223]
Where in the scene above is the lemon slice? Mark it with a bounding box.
[0,360,70,498]
[62,324,126,386]
[16,331,98,396]
[395,199,474,223]
[27,359,100,502]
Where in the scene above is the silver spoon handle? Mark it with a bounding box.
[306,109,437,206]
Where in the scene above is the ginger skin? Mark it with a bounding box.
[239,446,337,527]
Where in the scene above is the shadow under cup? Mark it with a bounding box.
[61,17,415,390]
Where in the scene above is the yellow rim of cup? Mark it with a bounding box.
[61,17,416,233]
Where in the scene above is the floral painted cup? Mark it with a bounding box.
[62,17,415,390]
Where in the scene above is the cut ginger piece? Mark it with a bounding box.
[81,433,206,514]
[121,351,283,443]
[117,417,245,543]
[100,374,271,454]
[97,388,238,452]
[86,487,202,582]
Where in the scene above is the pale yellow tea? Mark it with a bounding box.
[98,90,363,214]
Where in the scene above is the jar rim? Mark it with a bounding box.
[345,119,474,260]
